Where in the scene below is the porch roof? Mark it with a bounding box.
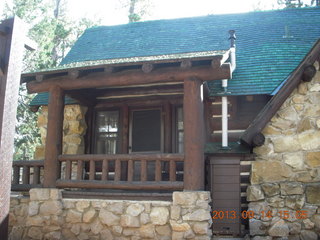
[29,7,320,106]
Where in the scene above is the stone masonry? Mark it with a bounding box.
[9,189,212,240]
[247,61,320,239]
[34,104,87,159]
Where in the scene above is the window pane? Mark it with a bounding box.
[176,107,184,153]
[95,110,119,154]
[177,107,184,130]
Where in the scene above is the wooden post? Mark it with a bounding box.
[183,77,205,190]
[0,18,30,239]
[43,85,64,187]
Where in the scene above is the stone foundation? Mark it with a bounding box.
[248,61,320,239]
[9,189,212,240]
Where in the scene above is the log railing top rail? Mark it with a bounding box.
[12,160,44,166]
[58,153,184,161]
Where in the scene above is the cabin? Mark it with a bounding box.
[9,7,320,240]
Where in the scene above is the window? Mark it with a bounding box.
[130,109,162,152]
[176,107,184,153]
[94,110,119,154]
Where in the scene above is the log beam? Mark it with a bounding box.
[27,63,232,93]
[43,85,64,187]
[183,77,205,190]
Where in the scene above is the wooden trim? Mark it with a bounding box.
[56,179,184,190]
[26,63,231,93]
[240,40,320,146]
[164,102,172,153]
[12,160,44,166]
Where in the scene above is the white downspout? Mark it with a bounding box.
[221,30,236,148]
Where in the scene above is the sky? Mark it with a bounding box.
[66,0,280,26]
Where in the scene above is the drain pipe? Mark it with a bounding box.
[221,30,236,148]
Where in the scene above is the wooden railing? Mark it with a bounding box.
[57,154,184,191]
[11,160,44,191]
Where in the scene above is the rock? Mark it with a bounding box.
[100,229,113,239]
[262,125,282,135]
[297,118,314,133]
[140,224,155,238]
[170,220,191,232]
[193,222,209,235]
[183,229,195,238]
[285,195,305,209]
[140,212,150,224]
[30,188,50,201]
[44,231,61,240]
[198,191,211,201]
[170,205,181,220]
[99,209,120,226]
[111,225,122,236]
[156,225,171,236]
[78,232,89,240]
[247,185,265,201]
[302,205,318,218]
[120,215,140,227]
[292,95,305,104]
[76,200,90,212]
[271,118,296,131]
[9,226,24,240]
[303,219,315,229]
[107,202,124,215]
[66,209,82,223]
[172,231,184,240]
[305,152,320,167]
[248,201,270,217]
[252,237,272,240]
[268,219,289,237]
[63,200,75,209]
[61,229,77,240]
[70,224,81,235]
[298,82,308,95]
[90,219,104,235]
[280,182,304,195]
[296,171,313,182]
[249,219,268,236]
[26,216,44,226]
[272,136,300,153]
[39,200,63,215]
[173,192,198,205]
[261,183,280,197]
[300,230,318,240]
[126,203,144,216]
[251,161,293,184]
[306,185,320,205]
[28,227,43,239]
[150,207,169,225]
[278,106,298,122]
[288,222,301,235]
[182,209,211,221]
[83,209,96,223]
[253,143,273,156]
[283,153,305,171]
[28,201,39,216]
[298,131,320,150]
[311,214,320,229]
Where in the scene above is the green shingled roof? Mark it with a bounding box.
[30,7,320,106]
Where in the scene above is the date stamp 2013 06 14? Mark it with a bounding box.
[212,210,308,220]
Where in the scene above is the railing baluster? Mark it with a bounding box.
[22,166,30,184]
[12,166,20,184]
[33,166,40,184]
[169,160,176,181]
[102,159,108,181]
[89,160,95,180]
[155,160,161,181]
[141,160,147,182]
[115,159,121,181]
[77,160,83,180]
[65,160,72,180]
[127,160,133,182]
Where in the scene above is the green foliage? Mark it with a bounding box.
[277,0,319,8]
[3,0,97,160]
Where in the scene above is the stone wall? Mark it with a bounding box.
[247,61,320,239]
[9,189,212,240]
[34,104,87,160]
